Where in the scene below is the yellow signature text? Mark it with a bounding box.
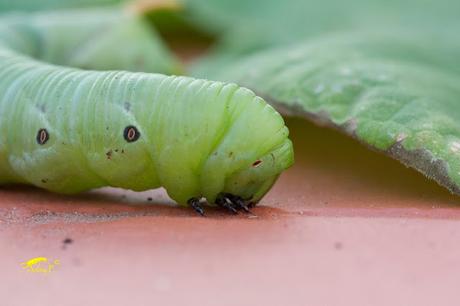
[21,257,60,274]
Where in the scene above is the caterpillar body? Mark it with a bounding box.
[0,9,293,213]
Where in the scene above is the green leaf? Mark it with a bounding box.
[185,0,460,56]
[0,0,123,12]
[0,9,182,75]
[192,34,460,194]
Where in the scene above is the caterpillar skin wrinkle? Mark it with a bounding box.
[0,10,294,214]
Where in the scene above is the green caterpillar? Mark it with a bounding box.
[0,9,294,214]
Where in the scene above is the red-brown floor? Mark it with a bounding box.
[2,117,460,306]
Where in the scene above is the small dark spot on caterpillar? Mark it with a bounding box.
[121,149,125,154]
[106,126,109,131]
[124,126,140,143]
[147,197,153,202]
[228,151,234,158]
[115,149,119,153]
[36,128,49,145]
[124,102,131,112]
[334,242,343,250]
[252,160,262,167]
[41,178,48,183]
[106,150,113,160]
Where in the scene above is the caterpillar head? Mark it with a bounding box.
[200,92,294,206]
[221,138,294,204]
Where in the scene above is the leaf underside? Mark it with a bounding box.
[187,0,460,195]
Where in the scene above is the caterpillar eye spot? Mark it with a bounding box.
[123,126,140,143]
[252,160,262,167]
[36,129,49,145]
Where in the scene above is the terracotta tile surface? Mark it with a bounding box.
[2,118,460,306]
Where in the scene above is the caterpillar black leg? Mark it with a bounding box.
[215,193,253,214]
[215,194,239,214]
[226,194,251,213]
[187,197,205,216]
